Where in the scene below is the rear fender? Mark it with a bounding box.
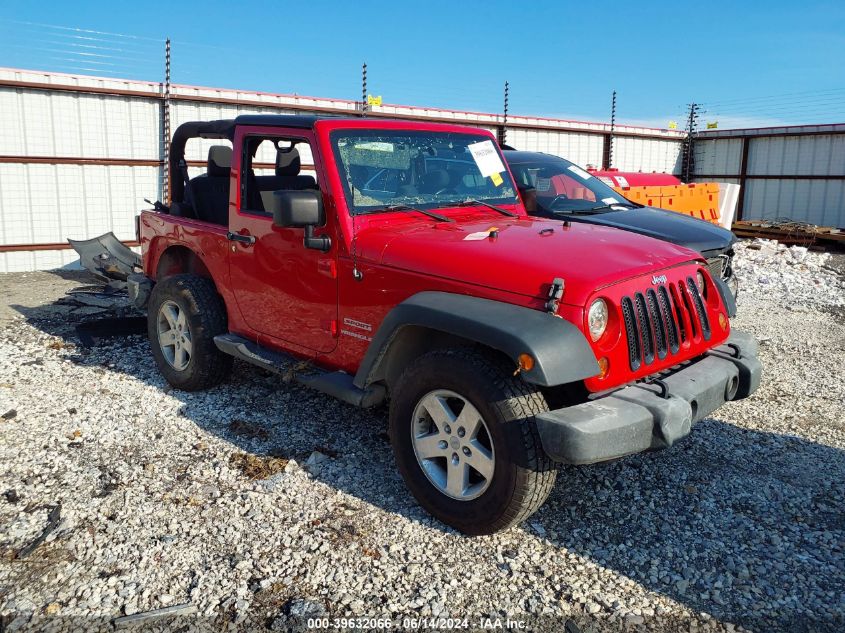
[154,243,213,281]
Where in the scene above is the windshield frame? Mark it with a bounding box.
[330,129,520,216]
[507,153,640,215]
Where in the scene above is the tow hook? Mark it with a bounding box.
[649,378,671,400]
[545,277,565,315]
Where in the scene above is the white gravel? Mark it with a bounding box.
[1,240,844,632]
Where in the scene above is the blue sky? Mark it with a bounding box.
[1,1,843,129]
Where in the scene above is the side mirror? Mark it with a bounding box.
[272,190,324,228]
[272,190,331,252]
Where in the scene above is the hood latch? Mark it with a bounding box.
[545,277,565,315]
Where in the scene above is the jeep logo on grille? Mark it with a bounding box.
[651,274,668,285]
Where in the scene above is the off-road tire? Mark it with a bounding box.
[389,348,557,535]
[147,274,233,391]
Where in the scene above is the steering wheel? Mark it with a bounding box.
[545,194,570,209]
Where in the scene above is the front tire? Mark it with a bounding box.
[389,348,556,535]
[147,274,233,391]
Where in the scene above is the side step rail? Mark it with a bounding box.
[213,334,385,408]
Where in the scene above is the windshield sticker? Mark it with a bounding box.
[467,140,506,177]
[490,172,504,187]
[614,176,630,188]
[601,196,620,205]
[353,141,394,152]
[567,165,593,180]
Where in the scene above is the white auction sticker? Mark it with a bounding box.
[467,140,506,177]
[354,141,394,152]
[567,165,593,180]
[602,196,620,204]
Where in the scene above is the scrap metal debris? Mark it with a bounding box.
[733,219,845,249]
[112,603,198,629]
[16,504,61,559]
[66,289,126,309]
[68,232,141,282]
[75,316,147,347]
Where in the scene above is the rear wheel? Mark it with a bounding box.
[147,274,232,391]
[389,348,556,535]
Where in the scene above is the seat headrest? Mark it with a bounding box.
[276,148,302,177]
[207,146,232,177]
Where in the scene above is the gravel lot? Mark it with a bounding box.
[1,240,844,632]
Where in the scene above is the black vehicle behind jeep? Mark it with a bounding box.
[504,150,738,297]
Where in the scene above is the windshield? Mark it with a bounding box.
[507,154,635,214]
[331,130,519,215]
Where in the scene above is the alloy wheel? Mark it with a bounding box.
[411,389,495,501]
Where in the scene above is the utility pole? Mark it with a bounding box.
[604,90,617,170]
[361,63,368,115]
[681,102,700,183]
[162,38,171,202]
[499,81,509,146]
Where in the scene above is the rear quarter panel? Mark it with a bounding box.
[139,211,247,332]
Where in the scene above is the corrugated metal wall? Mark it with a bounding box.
[506,128,605,167]
[0,67,688,272]
[613,137,682,173]
[693,138,743,176]
[692,125,845,228]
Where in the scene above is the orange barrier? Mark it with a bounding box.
[612,182,721,225]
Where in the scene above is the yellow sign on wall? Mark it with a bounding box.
[367,95,382,107]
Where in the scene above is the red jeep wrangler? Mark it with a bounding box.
[130,115,761,534]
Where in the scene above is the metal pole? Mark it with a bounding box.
[361,63,367,115]
[608,90,616,169]
[163,38,171,202]
[500,81,509,146]
[736,136,750,222]
[682,103,699,183]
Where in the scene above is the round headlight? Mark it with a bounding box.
[588,299,608,342]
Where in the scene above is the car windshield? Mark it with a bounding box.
[331,130,519,215]
[507,154,636,214]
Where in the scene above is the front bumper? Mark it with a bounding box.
[536,330,762,465]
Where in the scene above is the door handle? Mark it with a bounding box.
[227,231,256,246]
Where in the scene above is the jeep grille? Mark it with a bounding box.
[706,255,729,281]
[620,277,711,371]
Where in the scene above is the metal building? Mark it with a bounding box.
[0,66,688,272]
[693,124,845,227]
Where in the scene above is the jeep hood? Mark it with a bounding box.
[556,205,737,256]
[356,215,702,306]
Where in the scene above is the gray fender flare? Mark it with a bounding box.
[353,291,599,389]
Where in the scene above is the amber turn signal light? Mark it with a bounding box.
[517,353,535,372]
[597,356,610,379]
[719,312,728,330]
